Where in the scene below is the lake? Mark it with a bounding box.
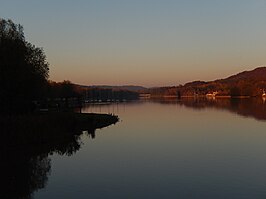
[5,98,266,198]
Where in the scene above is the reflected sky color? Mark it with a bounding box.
[1,0,266,86]
[35,101,266,198]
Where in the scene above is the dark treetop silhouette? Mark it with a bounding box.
[0,18,49,113]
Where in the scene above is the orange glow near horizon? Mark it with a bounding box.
[2,1,266,87]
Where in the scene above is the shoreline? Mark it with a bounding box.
[0,112,119,150]
[149,95,262,99]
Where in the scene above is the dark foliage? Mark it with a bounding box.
[44,80,83,111]
[0,18,49,113]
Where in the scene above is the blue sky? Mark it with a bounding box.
[1,0,266,86]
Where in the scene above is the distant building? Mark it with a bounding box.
[206,91,218,98]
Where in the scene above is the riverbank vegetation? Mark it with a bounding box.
[0,18,49,113]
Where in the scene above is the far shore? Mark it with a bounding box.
[148,95,263,99]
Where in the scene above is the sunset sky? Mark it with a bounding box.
[1,0,266,87]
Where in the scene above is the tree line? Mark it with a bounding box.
[82,87,139,102]
[0,19,84,113]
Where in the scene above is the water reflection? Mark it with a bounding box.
[2,99,266,198]
[153,97,266,121]
[82,98,266,122]
[1,151,51,199]
[0,114,117,199]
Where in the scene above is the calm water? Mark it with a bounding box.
[9,99,266,198]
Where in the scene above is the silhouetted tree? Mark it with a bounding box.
[0,18,49,113]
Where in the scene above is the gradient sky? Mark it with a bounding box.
[1,0,266,87]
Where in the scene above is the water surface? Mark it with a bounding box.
[6,98,266,198]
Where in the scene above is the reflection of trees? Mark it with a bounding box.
[0,128,81,199]
[0,113,115,199]
[153,97,266,121]
[1,152,51,199]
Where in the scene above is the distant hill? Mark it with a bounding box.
[184,81,207,87]
[221,67,266,83]
[148,67,266,97]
